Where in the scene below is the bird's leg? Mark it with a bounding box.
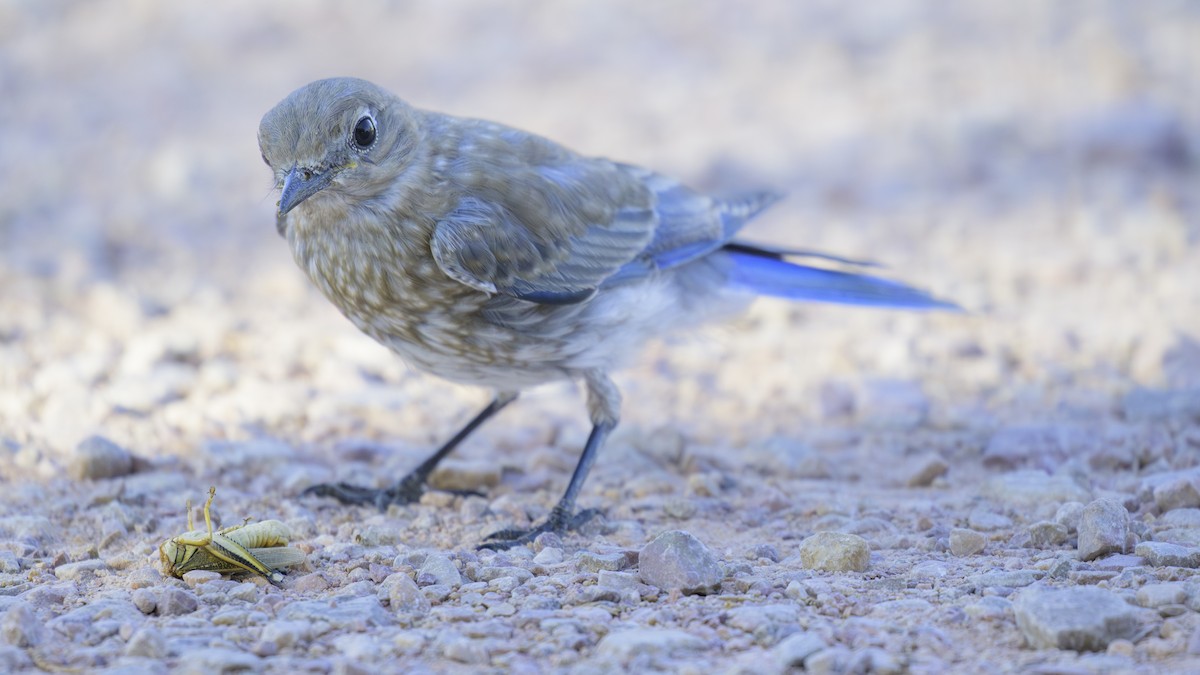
[302,392,517,510]
[480,371,619,550]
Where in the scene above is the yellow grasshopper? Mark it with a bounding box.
[159,486,305,584]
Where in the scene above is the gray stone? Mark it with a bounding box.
[1,603,41,647]
[597,570,638,590]
[260,620,311,649]
[279,596,393,630]
[69,435,134,480]
[967,507,1013,531]
[181,570,223,587]
[1154,477,1200,512]
[595,628,705,658]
[1136,583,1188,609]
[532,547,563,565]
[982,471,1090,507]
[909,560,950,579]
[174,647,261,674]
[724,604,801,644]
[904,453,948,487]
[440,634,492,664]
[1135,541,1200,568]
[53,559,109,581]
[639,530,722,595]
[418,553,462,587]
[798,532,870,572]
[1013,586,1148,651]
[969,570,1044,590]
[124,627,166,658]
[473,565,533,584]
[950,528,987,556]
[0,552,19,574]
[578,551,635,572]
[1078,498,1129,561]
[1028,521,1070,547]
[157,587,198,616]
[772,632,828,668]
[1159,508,1200,528]
[1055,502,1086,533]
[383,573,431,615]
[131,588,157,614]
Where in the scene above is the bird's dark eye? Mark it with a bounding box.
[352,116,376,149]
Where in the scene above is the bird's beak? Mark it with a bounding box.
[278,166,335,216]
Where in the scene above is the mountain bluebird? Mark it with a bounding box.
[258,77,954,548]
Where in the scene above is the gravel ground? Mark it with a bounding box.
[3,2,1200,673]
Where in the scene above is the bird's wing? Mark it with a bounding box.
[431,128,659,304]
[431,126,781,305]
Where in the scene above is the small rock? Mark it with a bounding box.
[949,528,987,556]
[964,596,1013,620]
[967,507,1012,531]
[0,552,20,574]
[69,435,134,480]
[968,570,1044,590]
[1078,498,1129,561]
[428,459,501,492]
[291,572,331,593]
[1135,541,1200,568]
[181,570,223,587]
[175,648,260,673]
[578,550,636,573]
[260,620,311,649]
[1136,583,1188,609]
[663,498,697,520]
[909,561,950,579]
[1013,586,1148,651]
[440,635,492,664]
[418,553,462,587]
[798,532,870,572]
[1028,521,1070,547]
[638,530,722,595]
[157,587,199,616]
[1154,477,1200,512]
[124,627,166,658]
[597,570,638,590]
[383,574,430,615]
[1055,502,1086,533]
[772,631,827,668]
[532,547,563,565]
[904,453,948,487]
[53,559,109,581]
[1,603,42,647]
[280,597,393,630]
[131,588,157,614]
[595,628,705,658]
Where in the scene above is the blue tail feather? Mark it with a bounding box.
[724,250,958,310]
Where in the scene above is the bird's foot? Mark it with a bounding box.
[478,505,601,550]
[302,473,480,511]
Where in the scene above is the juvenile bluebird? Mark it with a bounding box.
[258,77,955,549]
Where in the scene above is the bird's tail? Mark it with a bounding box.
[723,248,958,310]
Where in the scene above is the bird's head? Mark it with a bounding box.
[258,77,420,217]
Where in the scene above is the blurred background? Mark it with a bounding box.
[1,1,1198,466]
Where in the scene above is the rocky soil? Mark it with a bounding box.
[2,2,1199,673]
